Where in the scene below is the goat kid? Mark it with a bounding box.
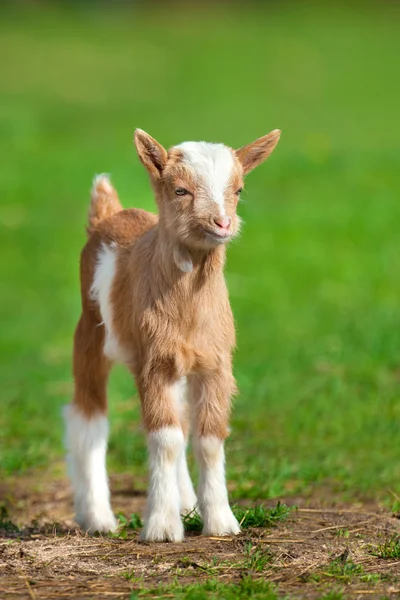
[64,128,280,542]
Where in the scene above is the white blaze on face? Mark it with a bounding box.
[176,142,234,217]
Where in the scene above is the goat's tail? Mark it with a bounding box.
[87,174,123,235]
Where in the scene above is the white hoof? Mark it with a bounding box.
[141,511,184,542]
[76,508,117,534]
[202,505,241,537]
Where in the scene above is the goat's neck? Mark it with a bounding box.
[153,226,226,285]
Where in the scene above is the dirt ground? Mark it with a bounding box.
[1,473,400,599]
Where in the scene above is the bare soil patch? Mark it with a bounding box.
[1,474,400,599]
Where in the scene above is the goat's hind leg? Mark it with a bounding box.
[64,314,117,534]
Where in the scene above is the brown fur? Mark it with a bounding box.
[87,176,123,235]
[72,130,280,441]
[235,130,281,175]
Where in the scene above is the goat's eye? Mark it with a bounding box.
[235,188,243,196]
[175,188,188,196]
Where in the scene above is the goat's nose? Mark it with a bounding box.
[214,215,231,230]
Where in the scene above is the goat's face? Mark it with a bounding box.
[134,129,280,251]
[161,143,243,249]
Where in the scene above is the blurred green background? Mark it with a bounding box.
[1,1,399,502]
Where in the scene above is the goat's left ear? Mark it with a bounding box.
[235,129,281,176]
[134,129,168,179]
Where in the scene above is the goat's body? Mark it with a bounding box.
[66,179,238,539]
[64,129,280,541]
[81,206,235,417]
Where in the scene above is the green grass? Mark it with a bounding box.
[316,592,346,600]
[130,577,280,600]
[233,502,292,528]
[360,573,390,584]
[1,2,400,506]
[168,542,275,579]
[373,537,400,559]
[324,557,364,582]
[335,529,350,539]
[182,509,204,532]
[306,553,394,588]
[110,512,143,539]
[242,541,274,573]
[391,499,400,517]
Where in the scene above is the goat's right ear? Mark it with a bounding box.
[235,130,281,176]
[134,129,168,179]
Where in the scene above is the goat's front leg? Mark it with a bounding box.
[188,372,240,537]
[138,376,185,542]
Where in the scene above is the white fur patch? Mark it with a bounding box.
[63,404,117,533]
[142,427,185,542]
[173,245,193,273]
[194,436,240,536]
[176,142,234,216]
[90,243,129,364]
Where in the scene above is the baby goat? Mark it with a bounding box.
[64,128,280,542]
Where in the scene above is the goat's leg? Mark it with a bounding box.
[64,314,116,533]
[188,372,240,537]
[176,378,197,515]
[138,376,185,542]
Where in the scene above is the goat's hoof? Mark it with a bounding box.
[76,509,118,534]
[202,506,241,537]
[141,512,184,542]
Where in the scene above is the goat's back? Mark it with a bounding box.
[79,208,157,309]
[91,208,158,247]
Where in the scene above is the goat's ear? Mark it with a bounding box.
[134,129,168,179]
[235,129,281,176]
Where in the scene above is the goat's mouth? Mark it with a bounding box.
[201,227,232,244]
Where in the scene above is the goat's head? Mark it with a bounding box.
[134,129,280,252]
